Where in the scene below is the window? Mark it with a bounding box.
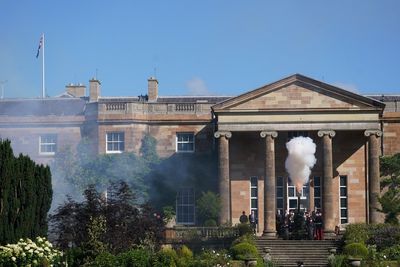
[287,177,309,212]
[339,175,348,224]
[176,188,195,225]
[39,134,57,155]
[288,131,308,141]
[276,177,284,213]
[176,132,195,152]
[106,132,125,153]
[314,176,322,211]
[250,177,258,220]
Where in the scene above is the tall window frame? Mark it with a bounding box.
[339,175,348,224]
[250,176,258,220]
[314,176,322,211]
[176,187,195,225]
[176,132,195,153]
[106,132,125,154]
[39,134,57,155]
[276,176,284,213]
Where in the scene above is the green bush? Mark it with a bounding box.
[237,223,254,236]
[88,252,117,267]
[196,191,221,226]
[152,248,177,267]
[343,242,368,259]
[176,245,194,266]
[194,249,231,267]
[117,248,152,267]
[343,223,370,244]
[327,254,347,267]
[381,245,400,260]
[204,219,217,227]
[65,247,86,267]
[231,234,256,247]
[230,242,259,261]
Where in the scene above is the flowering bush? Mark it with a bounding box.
[0,236,63,267]
[194,249,231,267]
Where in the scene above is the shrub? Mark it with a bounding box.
[343,242,368,259]
[194,249,231,267]
[0,237,63,267]
[204,219,217,227]
[367,225,400,251]
[237,223,254,236]
[230,242,259,261]
[152,248,177,267]
[231,234,256,247]
[327,254,347,267]
[117,248,152,267]
[343,223,370,244]
[65,247,86,267]
[88,252,117,267]
[381,245,400,260]
[176,245,194,266]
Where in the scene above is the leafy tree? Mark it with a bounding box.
[378,153,400,224]
[0,140,52,244]
[49,181,165,253]
[196,191,221,226]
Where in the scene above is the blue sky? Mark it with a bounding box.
[1,1,399,98]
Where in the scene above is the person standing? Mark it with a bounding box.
[249,210,257,234]
[314,210,323,240]
[239,211,249,224]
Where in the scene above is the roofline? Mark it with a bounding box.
[212,73,386,111]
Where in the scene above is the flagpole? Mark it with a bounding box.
[42,33,45,98]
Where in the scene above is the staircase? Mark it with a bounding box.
[255,239,340,267]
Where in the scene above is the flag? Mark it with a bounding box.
[36,35,43,58]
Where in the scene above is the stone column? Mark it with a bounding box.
[364,130,383,224]
[317,130,336,235]
[214,131,232,225]
[260,131,278,237]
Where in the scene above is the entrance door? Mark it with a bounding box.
[287,178,309,212]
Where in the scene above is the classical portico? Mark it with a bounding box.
[212,74,385,235]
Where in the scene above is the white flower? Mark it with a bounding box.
[11,256,16,261]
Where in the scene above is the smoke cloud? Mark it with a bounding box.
[285,136,317,193]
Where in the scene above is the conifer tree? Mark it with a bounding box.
[0,140,52,244]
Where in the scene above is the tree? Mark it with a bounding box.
[49,181,165,253]
[0,140,52,244]
[196,191,221,226]
[378,153,400,224]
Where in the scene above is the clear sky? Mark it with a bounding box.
[1,0,399,98]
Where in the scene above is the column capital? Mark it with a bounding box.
[260,131,278,138]
[317,130,336,138]
[214,131,232,139]
[364,129,383,137]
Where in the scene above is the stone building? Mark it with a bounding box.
[0,74,399,236]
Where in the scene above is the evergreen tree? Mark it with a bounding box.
[0,140,52,244]
[378,153,400,224]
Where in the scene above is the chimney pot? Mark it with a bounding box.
[148,77,158,102]
[89,79,101,102]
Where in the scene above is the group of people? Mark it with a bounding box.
[238,209,325,240]
[276,209,324,240]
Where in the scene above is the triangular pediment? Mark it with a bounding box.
[212,74,384,112]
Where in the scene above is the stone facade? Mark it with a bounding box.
[0,74,399,234]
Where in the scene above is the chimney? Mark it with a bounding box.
[89,78,101,102]
[65,83,86,97]
[148,77,158,102]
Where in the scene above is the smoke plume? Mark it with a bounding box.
[285,136,317,193]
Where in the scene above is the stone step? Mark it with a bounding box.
[255,239,340,267]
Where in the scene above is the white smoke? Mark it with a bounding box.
[285,136,317,193]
